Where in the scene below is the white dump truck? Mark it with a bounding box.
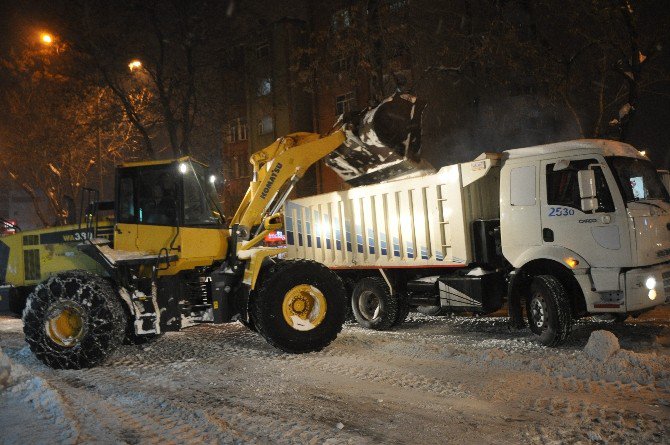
[284,139,670,346]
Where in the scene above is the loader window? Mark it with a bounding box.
[546,159,614,212]
[181,162,224,226]
[118,176,135,223]
[137,167,179,226]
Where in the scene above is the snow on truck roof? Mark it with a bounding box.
[503,139,646,160]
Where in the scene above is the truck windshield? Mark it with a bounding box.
[182,161,225,226]
[607,156,670,203]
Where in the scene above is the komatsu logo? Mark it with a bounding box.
[260,163,283,199]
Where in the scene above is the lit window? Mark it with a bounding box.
[258,115,274,135]
[257,78,272,96]
[335,91,356,115]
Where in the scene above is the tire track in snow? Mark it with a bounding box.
[50,364,367,444]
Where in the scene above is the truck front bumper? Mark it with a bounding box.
[624,262,670,312]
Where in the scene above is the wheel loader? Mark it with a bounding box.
[21,92,426,369]
[0,194,114,315]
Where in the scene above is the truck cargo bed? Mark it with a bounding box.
[284,155,501,269]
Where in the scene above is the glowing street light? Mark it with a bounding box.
[40,33,53,45]
[128,60,142,72]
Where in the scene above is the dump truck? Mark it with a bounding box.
[19,93,425,369]
[284,139,670,345]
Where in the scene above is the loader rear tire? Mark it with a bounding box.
[23,271,127,369]
[351,277,398,330]
[526,275,572,347]
[251,260,346,354]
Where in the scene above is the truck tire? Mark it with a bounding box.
[251,259,346,354]
[22,271,127,369]
[526,275,572,346]
[351,277,398,330]
[341,277,357,322]
[392,295,411,327]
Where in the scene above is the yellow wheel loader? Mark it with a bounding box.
[0,195,114,315]
[21,93,425,369]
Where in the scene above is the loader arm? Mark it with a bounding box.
[230,130,346,245]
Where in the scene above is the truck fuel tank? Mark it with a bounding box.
[325,92,431,186]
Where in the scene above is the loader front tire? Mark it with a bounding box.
[23,271,127,369]
[251,260,346,354]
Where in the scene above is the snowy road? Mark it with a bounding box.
[1,308,669,444]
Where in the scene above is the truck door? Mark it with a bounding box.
[540,157,630,267]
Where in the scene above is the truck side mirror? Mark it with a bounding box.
[578,169,598,212]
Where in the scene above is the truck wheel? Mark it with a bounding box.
[251,260,346,353]
[22,271,127,369]
[351,277,398,330]
[526,275,572,346]
[341,277,357,322]
[392,295,411,327]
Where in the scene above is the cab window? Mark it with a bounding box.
[117,175,135,223]
[546,159,614,213]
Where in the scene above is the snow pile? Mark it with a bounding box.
[0,346,79,444]
[584,330,620,362]
[0,346,28,389]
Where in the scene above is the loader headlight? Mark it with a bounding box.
[209,174,217,184]
[645,277,656,290]
[178,162,188,174]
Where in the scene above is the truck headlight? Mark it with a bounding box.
[645,277,656,290]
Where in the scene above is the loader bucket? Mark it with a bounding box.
[326,92,430,186]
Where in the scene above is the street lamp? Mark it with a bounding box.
[128,60,142,72]
[40,33,53,45]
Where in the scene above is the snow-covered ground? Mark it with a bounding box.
[1,307,669,444]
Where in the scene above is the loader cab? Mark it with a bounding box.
[113,157,226,259]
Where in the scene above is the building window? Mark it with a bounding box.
[335,92,356,115]
[389,0,408,12]
[227,118,248,143]
[258,115,274,135]
[332,56,352,73]
[257,78,272,96]
[332,9,352,30]
[256,41,270,59]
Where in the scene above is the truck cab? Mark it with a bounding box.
[501,140,669,333]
